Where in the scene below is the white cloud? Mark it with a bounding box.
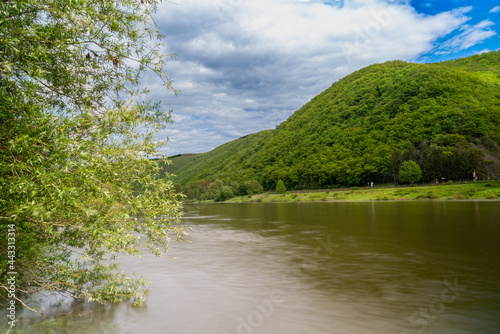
[474,49,491,55]
[434,20,496,55]
[490,6,500,13]
[151,0,493,155]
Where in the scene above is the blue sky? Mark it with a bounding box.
[150,0,500,155]
[415,0,499,61]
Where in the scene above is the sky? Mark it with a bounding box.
[149,0,500,155]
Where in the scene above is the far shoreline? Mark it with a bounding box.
[187,181,500,204]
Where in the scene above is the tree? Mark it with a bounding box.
[398,160,422,184]
[237,180,264,196]
[276,180,286,194]
[0,0,186,311]
[208,179,224,199]
[216,186,234,202]
[389,149,403,183]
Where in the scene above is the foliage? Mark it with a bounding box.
[398,160,422,184]
[180,177,263,201]
[208,179,224,199]
[240,180,264,196]
[216,186,234,202]
[0,0,186,310]
[226,182,500,203]
[168,51,500,189]
[276,180,286,194]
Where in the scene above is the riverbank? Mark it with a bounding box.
[224,181,500,203]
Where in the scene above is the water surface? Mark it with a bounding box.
[3,201,500,333]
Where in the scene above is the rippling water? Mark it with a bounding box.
[3,201,500,333]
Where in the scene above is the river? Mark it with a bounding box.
[3,201,500,333]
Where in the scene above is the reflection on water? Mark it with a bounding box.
[2,201,500,333]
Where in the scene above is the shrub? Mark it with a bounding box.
[453,192,466,199]
[465,188,478,198]
[422,191,439,199]
[394,189,411,196]
[376,195,390,201]
[276,180,286,194]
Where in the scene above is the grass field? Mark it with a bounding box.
[224,181,500,203]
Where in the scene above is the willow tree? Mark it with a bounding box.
[0,0,186,312]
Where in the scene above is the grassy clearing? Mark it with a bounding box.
[224,181,500,203]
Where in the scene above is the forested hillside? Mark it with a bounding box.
[167,51,500,198]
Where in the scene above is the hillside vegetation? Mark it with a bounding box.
[167,51,500,199]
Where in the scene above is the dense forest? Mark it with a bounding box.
[165,51,500,200]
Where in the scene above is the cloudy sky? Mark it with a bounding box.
[149,0,500,155]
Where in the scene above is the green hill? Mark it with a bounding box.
[168,51,500,196]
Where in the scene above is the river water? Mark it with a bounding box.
[3,201,500,333]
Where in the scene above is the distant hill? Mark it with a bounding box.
[167,51,500,191]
